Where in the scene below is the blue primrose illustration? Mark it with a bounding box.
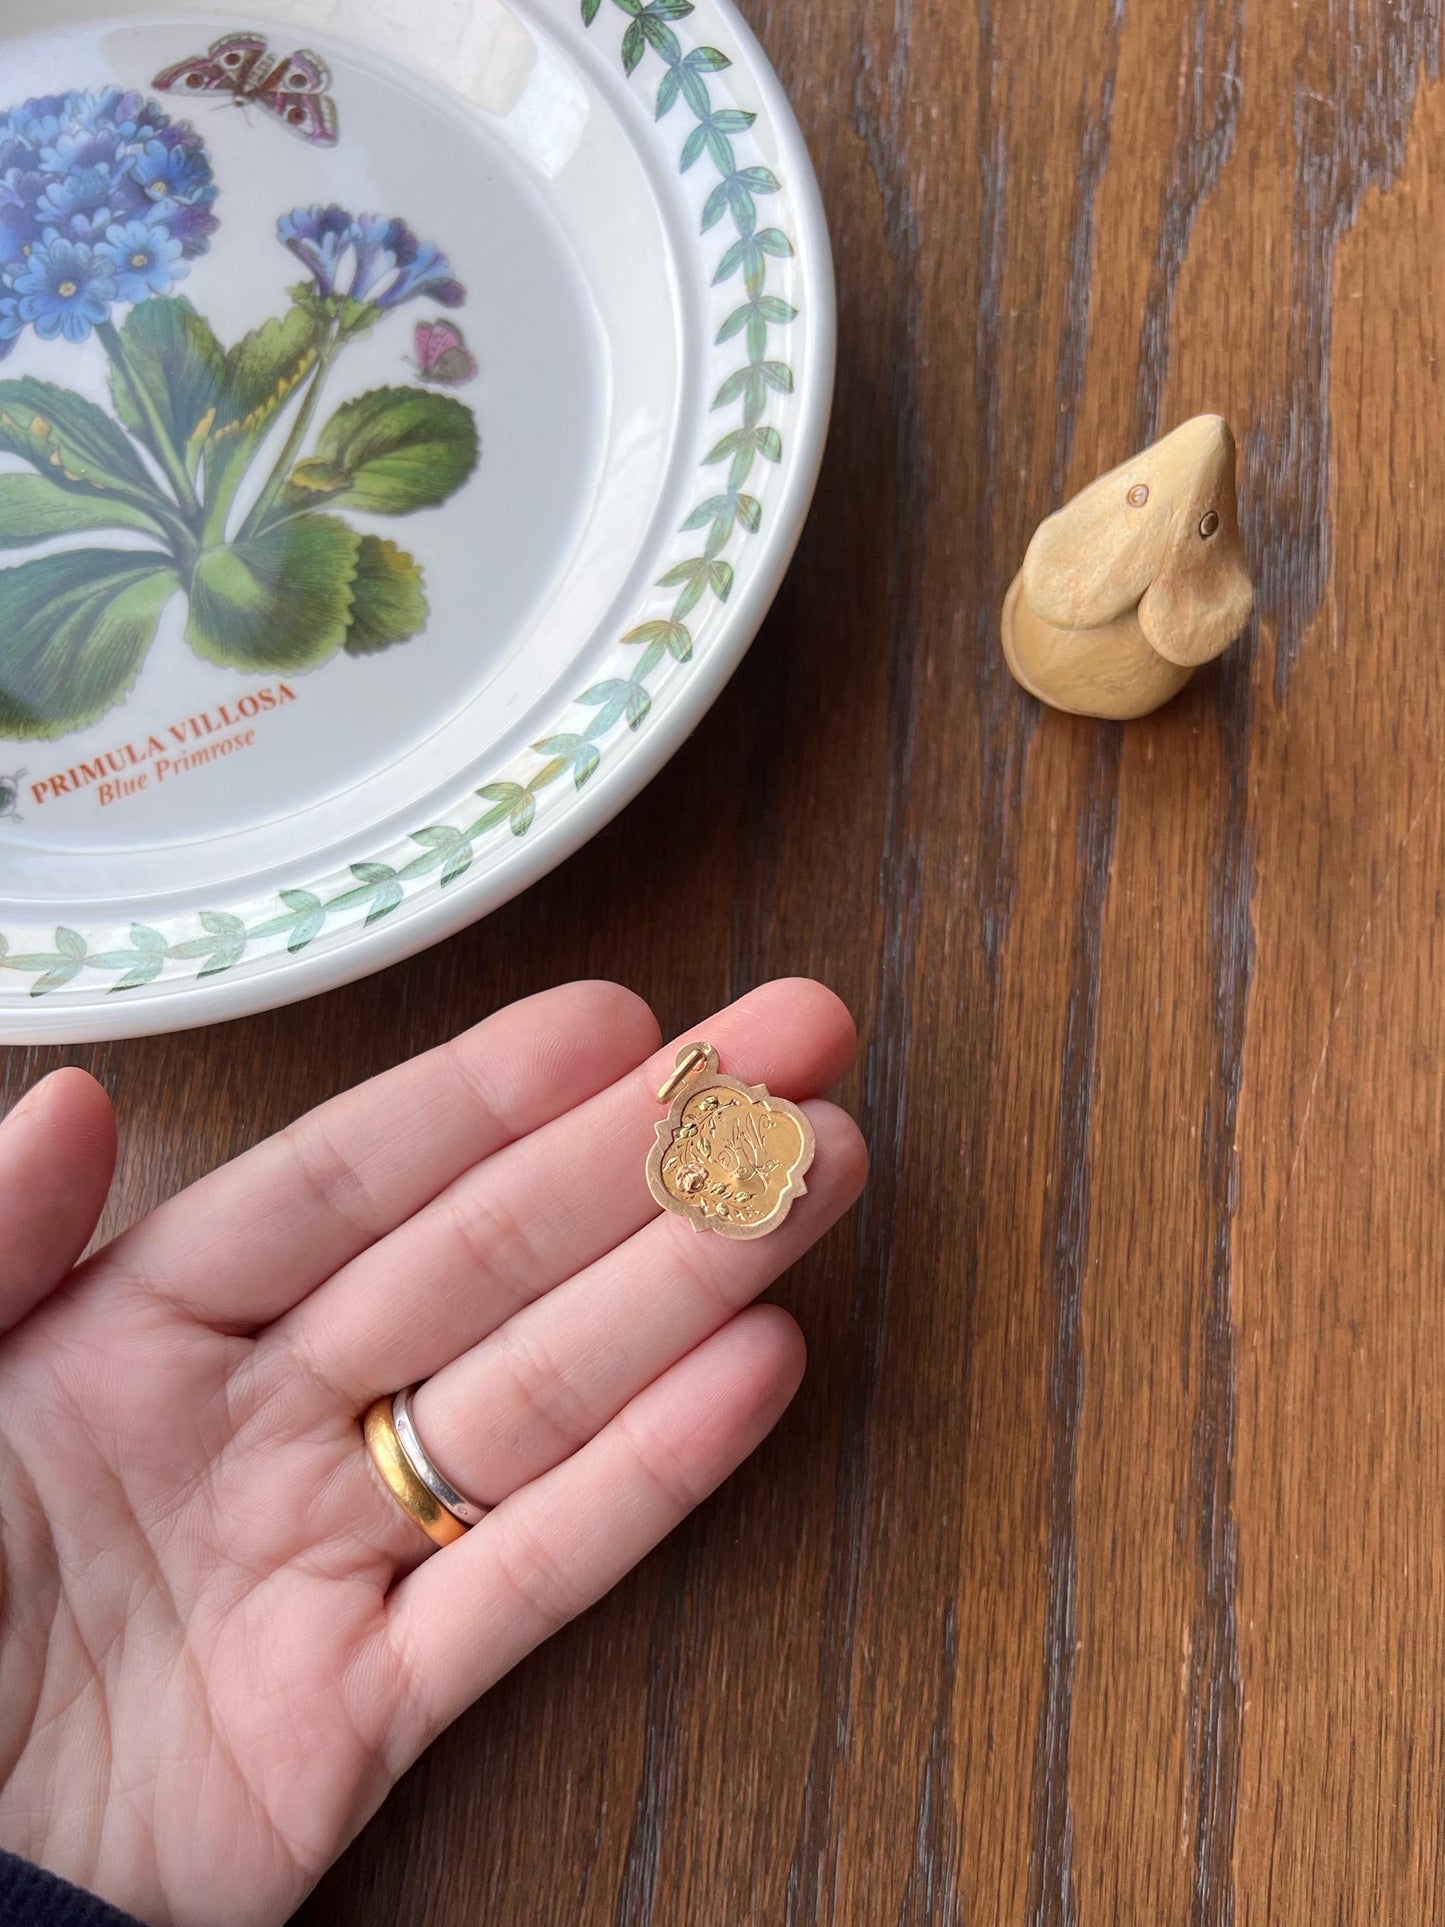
[0,87,217,352]
[0,87,480,745]
[279,205,465,311]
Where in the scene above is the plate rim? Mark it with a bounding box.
[0,0,835,1043]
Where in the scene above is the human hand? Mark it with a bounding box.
[0,980,865,1927]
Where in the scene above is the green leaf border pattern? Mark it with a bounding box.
[0,2,798,1001]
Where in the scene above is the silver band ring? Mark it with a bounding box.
[391,1386,489,1528]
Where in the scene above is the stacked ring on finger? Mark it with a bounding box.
[364,1387,489,1548]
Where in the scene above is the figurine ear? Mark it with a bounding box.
[1020,476,1172,630]
[1137,523,1254,666]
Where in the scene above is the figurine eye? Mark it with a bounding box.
[1126,483,1149,508]
[1199,509,1220,538]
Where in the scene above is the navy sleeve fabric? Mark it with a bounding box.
[0,1851,147,1926]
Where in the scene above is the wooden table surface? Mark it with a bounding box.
[8,0,1445,1917]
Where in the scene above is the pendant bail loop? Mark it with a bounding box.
[656,1040,720,1106]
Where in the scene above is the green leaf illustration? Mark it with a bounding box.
[0,379,167,506]
[271,888,326,954]
[681,123,709,172]
[577,678,645,734]
[0,550,180,741]
[283,388,479,517]
[679,66,710,115]
[658,557,711,620]
[6,929,90,996]
[345,537,430,656]
[90,941,167,991]
[638,14,679,57]
[533,731,603,792]
[334,861,405,925]
[108,298,226,473]
[114,959,166,992]
[203,305,322,517]
[681,493,732,529]
[713,237,757,286]
[621,617,691,653]
[168,910,248,977]
[277,458,347,502]
[713,365,761,409]
[213,306,322,441]
[187,515,359,673]
[705,126,735,173]
[408,825,468,884]
[0,474,171,548]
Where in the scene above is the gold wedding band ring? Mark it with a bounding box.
[363,1395,469,1548]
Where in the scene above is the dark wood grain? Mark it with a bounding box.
[8,0,1445,1917]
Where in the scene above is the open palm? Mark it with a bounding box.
[0,980,864,1927]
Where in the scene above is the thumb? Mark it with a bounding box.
[0,1068,116,1335]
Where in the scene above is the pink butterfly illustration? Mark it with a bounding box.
[412,318,479,387]
[153,33,340,146]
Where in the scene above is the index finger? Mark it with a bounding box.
[101,981,662,1332]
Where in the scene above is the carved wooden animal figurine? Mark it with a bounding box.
[1001,415,1253,720]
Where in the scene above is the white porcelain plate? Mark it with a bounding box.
[0,0,832,1040]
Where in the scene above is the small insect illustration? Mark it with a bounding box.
[0,771,26,824]
[153,33,340,146]
[411,318,480,387]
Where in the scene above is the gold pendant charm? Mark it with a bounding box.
[645,1042,816,1240]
